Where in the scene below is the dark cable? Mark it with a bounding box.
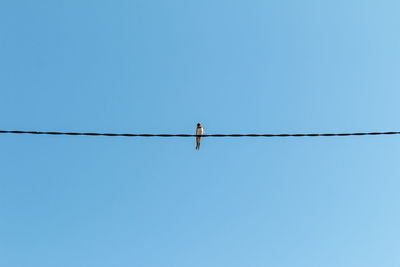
[0,130,400,137]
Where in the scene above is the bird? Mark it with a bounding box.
[196,123,204,150]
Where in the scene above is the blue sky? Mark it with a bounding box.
[1,1,400,266]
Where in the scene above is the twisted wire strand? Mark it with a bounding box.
[1,130,400,137]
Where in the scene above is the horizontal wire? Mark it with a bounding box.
[0,130,400,137]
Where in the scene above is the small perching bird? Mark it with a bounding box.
[196,123,204,150]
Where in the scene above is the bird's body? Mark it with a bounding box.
[196,123,204,150]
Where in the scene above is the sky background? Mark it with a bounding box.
[1,1,400,266]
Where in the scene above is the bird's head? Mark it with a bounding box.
[197,123,202,127]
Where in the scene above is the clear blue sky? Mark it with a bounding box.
[1,1,400,266]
